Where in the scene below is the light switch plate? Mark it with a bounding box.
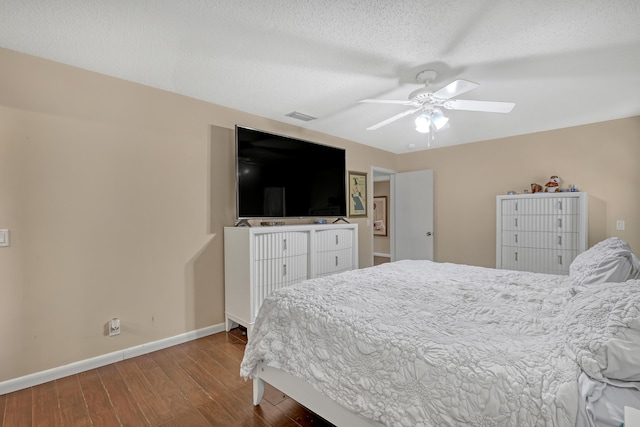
[0,229,9,247]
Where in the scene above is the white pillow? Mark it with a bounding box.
[569,237,640,286]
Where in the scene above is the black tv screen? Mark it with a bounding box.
[235,126,347,218]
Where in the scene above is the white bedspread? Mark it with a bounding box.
[240,260,582,426]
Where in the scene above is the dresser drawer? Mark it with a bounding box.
[501,197,580,215]
[315,229,354,252]
[501,247,577,274]
[501,231,578,250]
[315,248,353,277]
[254,254,308,287]
[502,214,580,232]
[253,231,308,260]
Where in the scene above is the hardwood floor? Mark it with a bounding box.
[373,256,390,266]
[0,328,335,427]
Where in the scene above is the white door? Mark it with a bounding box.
[393,169,434,261]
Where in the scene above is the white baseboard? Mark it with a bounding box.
[0,323,225,395]
[373,252,391,259]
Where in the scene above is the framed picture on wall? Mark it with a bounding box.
[348,171,367,217]
[373,196,387,236]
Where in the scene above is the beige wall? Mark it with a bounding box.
[1,46,638,385]
[0,48,395,383]
[398,117,640,266]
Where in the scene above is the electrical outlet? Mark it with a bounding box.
[616,220,625,231]
[109,318,120,336]
[0,229,9,247]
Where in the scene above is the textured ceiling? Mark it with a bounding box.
[1,0,640,153]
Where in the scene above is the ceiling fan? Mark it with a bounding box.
[359,70,515,133]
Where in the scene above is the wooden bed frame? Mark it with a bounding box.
[252,361,381,427]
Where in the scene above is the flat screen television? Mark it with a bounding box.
[235,125,347,219]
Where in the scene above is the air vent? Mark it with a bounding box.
[285,111,317,122]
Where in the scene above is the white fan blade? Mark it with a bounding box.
[359,99,411,105]
[443,99,515,113]
[432,79,479,99]
[366,107,421,130]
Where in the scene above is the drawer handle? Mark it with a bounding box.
[283,238,287,250]
[515,218,518,227]
[558,255,563,265]
[515,201,518,212]
[283,263,287,276]
[335,256,338,266]
[515,233,518,244]
[558,200,562,211]
[515,251,518,262]
[336,235,339,245]
[557,218,562,228]
[558,235,562,246]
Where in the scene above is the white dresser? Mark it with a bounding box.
[224,224,358,335]
[496,193,588,274]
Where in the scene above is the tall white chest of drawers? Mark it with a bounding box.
[496,193,588,274]
[224,224,358,335]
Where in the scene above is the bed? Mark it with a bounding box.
[240,237,640,426]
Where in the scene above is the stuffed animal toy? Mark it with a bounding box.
[544,175,560,192]
[531,183,543,193]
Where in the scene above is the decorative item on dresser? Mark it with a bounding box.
[224,223,358,337]
[496,192,588,274]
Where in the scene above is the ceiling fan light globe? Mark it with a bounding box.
[415,114,429,126]
[415,114,431,133]
[432,114,449,130]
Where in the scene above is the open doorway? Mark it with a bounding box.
[372,167,395,266]
[371,167,434,266]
